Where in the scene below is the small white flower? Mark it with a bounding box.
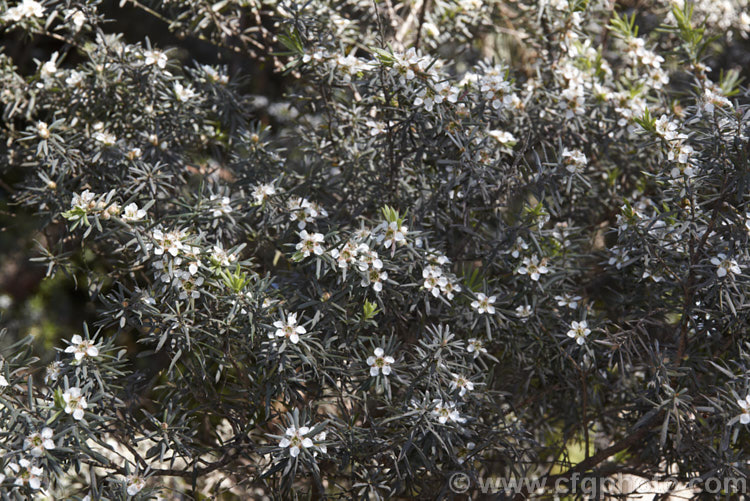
[423,265,448,297]
[517,255,550,281]
[366,347,395,376]
[362,268,388,292]
[279,425,314,457]
[273,312,306,344]
[566,320,591,345]
[431,400,466,424]
[174,81,197,102]
[210,195,232,217]
[450,374,475,397]
[62,387,88,420]
[466,338,487,359]
[24,428,55,457]
[488,130,517,147]
[67,9,86,30]
[515,304,532,321]
[8,458,43,489]
[510,236,529,258]
[561,147,587,174]
[710,253,741,278]
[64,334,99,361]
[3,0,45,22]
[210,244,237,266]
[93,130,117,146]
[121,203,147,222]
[313,431,327,456]
[126,475,146,496]
[252,183,276,205]
[471,293,496,314]
[144,49,168,69]
[737,395,750,424]
[379,221,408,249]
[296,230,325,257]
[36,121,50,139]
[44,361,62,384]
[555,293,582,310]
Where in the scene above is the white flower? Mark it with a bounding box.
[288,197,326,229]
[561,147,587,174]
[202,65,229,84]
[423,265,448,297]
[356,244,382,271]
[44,361,62,384]
[467,338,487,359]
[151,228,186,257]
[329,241,358,271]
[72,190,97,211]
[711,253,741,278]
[252,183,276,205]
[431,400,466,424]
[37,121,50,139]
[555,293,582,310]
[517,255,550,281]
[608,247,629,269]
[144,49,168,69]
[488,130,517,147]
[471,293,496,314]
[67,9,86,30]
[510,236,529,258]
[515,304,532,321]
[210,195,232,217]
[174,81,197,102]
[210,244,237,266]
[62,387,88,420]
[296,230,325,257]
[65,70,84,86]
[367,347,395,376]
[3,0,45,22]
[654,114,680,141]
[566,320,591,345]
[126,475,146,496]
[737,395,750,424]
[378,221,408,249]
[176,272,204,300]
[362,268,388,292]
[121,203,147,222]
[313,431,327,456]
[93,130,117,146]
[64,334,99,361]
[450,374,475,397]
[24,428,55,457]
[279,425,314,457]
[8,458,43,489]
[273,312,306,344]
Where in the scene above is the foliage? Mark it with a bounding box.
[1,0,750,499]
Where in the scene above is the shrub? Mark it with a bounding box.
[1,0,750,498]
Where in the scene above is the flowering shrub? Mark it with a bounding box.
[1,0,750,498]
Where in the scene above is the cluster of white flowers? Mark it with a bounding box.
[422,250,461,301]
[2,0,44,23]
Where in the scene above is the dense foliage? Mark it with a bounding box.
[1,0,750,498]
